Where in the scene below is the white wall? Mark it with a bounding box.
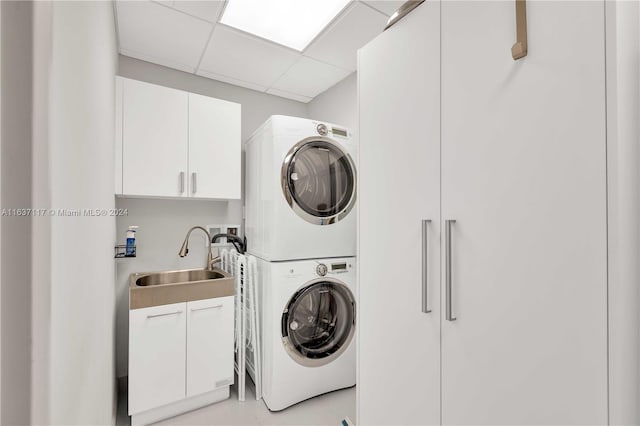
[0,2,32,424]
[32,2,119,424]
[115,56,310,379]
[307,72,357,132]
[606,1,640,424]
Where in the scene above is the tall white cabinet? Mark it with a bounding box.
[358,1,441,425]
[358,1,608,424]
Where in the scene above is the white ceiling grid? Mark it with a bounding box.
[115,0,402,102]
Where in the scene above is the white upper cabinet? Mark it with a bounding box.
[115,77,241,200]
[121,78,188,198]
[188,93,241,199]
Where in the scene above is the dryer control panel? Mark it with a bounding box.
[330,262,348,272]
[315,261,351,277]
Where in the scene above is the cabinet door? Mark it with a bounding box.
[357,1,441,425]
[122,78,188,197]
[188,93,241,199]
[186,296,234,397]
[129,303,186,414]
[441,2,607,424]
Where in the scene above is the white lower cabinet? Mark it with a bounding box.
[129,297,234,423]
[186,296,234,397]
[129,302,187,415]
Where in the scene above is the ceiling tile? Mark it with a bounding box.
[305,2,387,71]
[198,25,301,88]
[172,0,225,23]
[271,57,351,98]
[361,0,405,16]
[116,1,213,72]
[196,69,269,92]
[266,88,313,104]
[116,0,385,102]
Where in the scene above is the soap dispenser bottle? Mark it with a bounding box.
[126,226,138,256]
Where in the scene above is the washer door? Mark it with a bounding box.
[281,279,356,367]
[282,137,356,225]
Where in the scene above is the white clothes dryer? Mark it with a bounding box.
[245,115,357,261]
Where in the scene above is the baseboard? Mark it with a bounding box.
[131,386,230,426]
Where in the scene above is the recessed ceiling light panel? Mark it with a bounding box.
[220,0,352,51]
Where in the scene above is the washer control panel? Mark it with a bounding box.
[316,263,328,276]
[315,261,351,276]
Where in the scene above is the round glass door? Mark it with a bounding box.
[281,137,356,225]
[281,279,356,367]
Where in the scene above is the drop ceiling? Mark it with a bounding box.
[115,0,402,103]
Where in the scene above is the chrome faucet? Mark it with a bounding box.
[178,226,220,271]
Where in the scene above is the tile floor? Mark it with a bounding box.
[117,381,356,426]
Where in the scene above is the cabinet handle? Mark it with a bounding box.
[147,310,182,319]
[421,219,432,314]
[180,171,185,194]
[191,304,223,312]
[445,219,457,321]
[192,172,197,194]
[511,0,528,60]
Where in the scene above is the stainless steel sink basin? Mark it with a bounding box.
[135,269,225,287]
[130,268,235,309]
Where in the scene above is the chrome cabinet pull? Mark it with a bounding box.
[191,304,222,312]
[147,310,182,319]
[180,171,185,194]
[445,220,457,321]
[192,172,197,194]
[422,219,432,314]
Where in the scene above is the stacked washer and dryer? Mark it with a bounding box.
[244,115,357,411]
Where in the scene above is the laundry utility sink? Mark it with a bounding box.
[135,269,225,287]
[130,267,234,309]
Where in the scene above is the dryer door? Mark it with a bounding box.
[281,278,356,367]
[281,137,356,225]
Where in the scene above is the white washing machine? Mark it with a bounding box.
[245,115,357,261]
[256,256,356,411]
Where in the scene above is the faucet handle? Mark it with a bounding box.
[208,255,221,270]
